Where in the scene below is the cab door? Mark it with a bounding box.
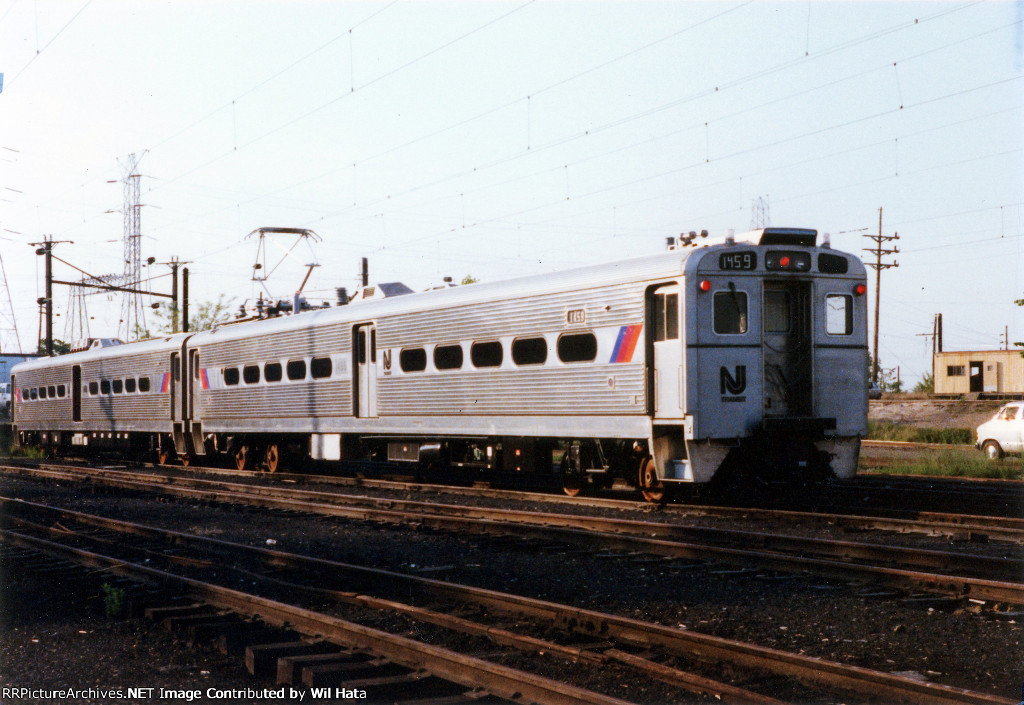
[650,284,683,418]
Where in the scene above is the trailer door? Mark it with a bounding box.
[650,284,683,418]
[354,323,378,418]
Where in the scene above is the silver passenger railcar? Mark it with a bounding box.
[13,228,869,500]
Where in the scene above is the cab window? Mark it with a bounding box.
[826,294,853,335]
[713,289,747,334]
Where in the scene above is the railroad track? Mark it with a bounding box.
[0,496,1014,705]
[10,456,1024,541]
[2,462,1021,606]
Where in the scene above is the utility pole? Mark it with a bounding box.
[863,207,899,384]
[29,237,71,356]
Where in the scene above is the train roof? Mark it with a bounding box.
[12,333,189,372]
[15,228,863,361]
[194,229,861,346]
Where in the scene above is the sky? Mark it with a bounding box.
[0,0,1021,387]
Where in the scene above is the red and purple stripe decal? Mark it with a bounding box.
[609,324,642,363]
[160,373,170,394]
[200,368,210,390]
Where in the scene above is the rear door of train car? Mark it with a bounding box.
[761,279,812,417]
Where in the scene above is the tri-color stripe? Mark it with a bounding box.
[609,324,642,363]
[160,373,170,393]
[200,368,210,390]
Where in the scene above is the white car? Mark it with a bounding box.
[976,402,1024,459]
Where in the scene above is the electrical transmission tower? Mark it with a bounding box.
[118,152,146,341]
[0,251,22,352]
[750,195,771,229]
[863,207,900,384]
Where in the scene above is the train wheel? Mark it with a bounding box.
[638,456,667,503]
[233,445,249,471]
[562,473,585,497]
[265,444,283,473]
[156,448,169,466]
[178,453,191,467]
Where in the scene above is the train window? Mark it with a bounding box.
[512,337,547,366]
[138,377,151,393]
[57,384,66,397]
[242,365,260,384]
[713,290,748,334]
[89,382,99,395]
[101,380,111,395]
[38,387,47,399]
[125,378,136,393]
[30,388,38,400]
[47,385,56,398]
[653,292,679,341]
[310,356,333,379]
[400,348,427,372]
[22,388,30,400]
[557,332,598,363]
[818,253,849,274]
[434,344,463,370]
[112,380,123,394]
[763,291,790,333]
[471,341,503,368]
[224,368,240,386]
[264,362,283,383]
[356,331,366,364]
[286,360,307,381]
[825,294,853,335]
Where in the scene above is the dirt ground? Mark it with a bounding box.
[869,398,1003,431]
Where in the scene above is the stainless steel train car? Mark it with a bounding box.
[13,228,869,500]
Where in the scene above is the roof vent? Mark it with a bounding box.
[349,282,414,303]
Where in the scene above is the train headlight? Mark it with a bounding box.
[854,283,867,296]
[699,280,711,292]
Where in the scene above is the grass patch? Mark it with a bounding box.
[868,421,973,445]
[867,449,1024,480]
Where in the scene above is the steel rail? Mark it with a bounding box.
[0,527,636,705]
[14,465,1024,565]
[10,458,1023,540]
[0,498,1012,705]
[2,466,1021,604]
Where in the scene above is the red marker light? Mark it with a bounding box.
[854,283,867,295]
[699,280,711,292]
[779,256,791,267]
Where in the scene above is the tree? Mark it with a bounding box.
[36,339,72,356]
[139,295,234,338]
[912,372,934,393]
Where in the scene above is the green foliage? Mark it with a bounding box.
[867,421,973,445]
[870,449,1023,480]
[912,372,934,393]
[36,339,72,355]
[100,583,126,617]
[141,295,234,338]
[460,275,479,285]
